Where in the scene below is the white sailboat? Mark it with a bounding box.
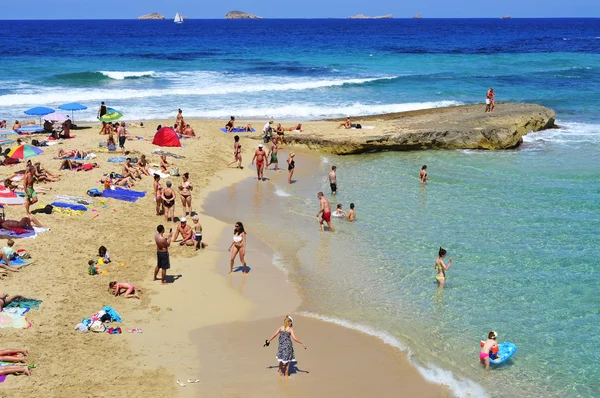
[174,13,183,24]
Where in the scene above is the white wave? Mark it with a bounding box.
[274,188,292,197]
[321,157,330,164]
[300,312,488,398]
[99,71,156,80]
[272,252,289,274]
[523,122,600,144]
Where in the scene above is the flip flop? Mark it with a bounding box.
[187,379,200,383]
[176,380,186,387]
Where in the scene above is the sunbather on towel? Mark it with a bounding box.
[100,175,134,189]
[33,162,60,183]
[108,281,139,299]
[0,213,44,230]
[0,362,32,377]
[0,293,23,309]
[60,160,99,171]
[0,348,28,363]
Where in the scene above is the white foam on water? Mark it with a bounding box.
[98,71,156,80]
[321,157,330,164]
[274,188,292,197]
[523,122,600,145]
[271,252,289,274]
[300,311,489,398]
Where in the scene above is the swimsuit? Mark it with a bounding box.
[330,182,337,193]
[479,352,489,359]
[156,251,170,270]
[233,235,243,243]
[288,159,295,171]
[163,192,174,207]
[322,212,331,223]
[25,187,36,199]
[270,153,278,163]
[435,264,445,281]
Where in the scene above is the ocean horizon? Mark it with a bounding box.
[2,18,600,397]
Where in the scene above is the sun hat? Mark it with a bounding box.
[180,217,187,223]
[192,215,199,220]
[258,144,263,148]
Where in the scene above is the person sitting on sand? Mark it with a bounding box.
[160,154,172,174]
[338,116,351,129]
[347,203,356,222]
[34,162,60,182]
[332,203,347,217]
[264,315,307,379]
[99,121,111,135]
[0,121,6,128]
[3,239,16,261]
[59,120,71,139]
[136,155,151,176]
[480,331,499,369]
[108,281,139,299]
[225,116,252,132]
[98,245,111,263]
[173,217,195,246]
[43,119,54,135]
[12,121,21,131]
[181,124,196,138]
[122,158,141,180]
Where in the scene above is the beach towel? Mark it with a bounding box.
[220,127,256,133]
[47,134,76,140]
[53,195,93,205]
[51,202,87,211]
[102,306,122,323]
[4,297,42,310]
[16,126,44,134]
[152,149,185,159]
[8,174,24,182]
[102,188,146,202]
[0,195,25,206]
[0,308,31,329]
[108,157,127,163]
[0,228,35,239]
[351,125,376,129]
[148,168,170,178]
[0,257,35,269]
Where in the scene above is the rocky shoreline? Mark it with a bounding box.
[225,10,263,19]
[281,103,556,154]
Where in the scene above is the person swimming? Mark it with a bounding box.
[435,247,452,286]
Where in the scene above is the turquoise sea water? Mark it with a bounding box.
[3,18,600,397]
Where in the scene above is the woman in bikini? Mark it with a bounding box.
[178,172,193,216]
[160,154,171,174]
[287,152,295,184]
[108,281,139,299]
[153,174,163,216]
[420,165,429,184]
[0,293,23,309]
[99,121,112,135]
[227,135,243,169]
[136,155,151,176]
[227,221,247,274]
[162,180,176,222]
[435,247,453,286]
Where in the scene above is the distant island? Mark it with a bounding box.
[348,14,393,19]
[502,15,512,19]
[413,14,423,19]
[137,13,165,20]
[225,10,263,19]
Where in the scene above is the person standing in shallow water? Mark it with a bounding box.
[420,165,429,184]
[329,166,337,195]
[435,247,453,286]
[98,101,107,119]
[316,191,334,232]
[264,315,307,379]
[287,152,295,184]
[228,222,247,274]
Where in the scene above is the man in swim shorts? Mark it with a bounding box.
[22,167,37,215]
[154,225,172,285]
[316,192,334,232]
[267,138,279,171]
[252,144,267,181]
[329,166,338,195]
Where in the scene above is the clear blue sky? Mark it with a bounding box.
[2,0,598,19]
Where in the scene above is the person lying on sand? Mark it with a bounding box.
[108,281,139,299]
[0,348,28,363]
[0,364,32,377]
[0,213,44,230]
[173,218,194,246]
[59,160,99,171]
[101,175,134,189]
[0,293,23,309]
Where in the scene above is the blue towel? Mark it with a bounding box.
[102,306,122,323]
[102,188,145,202]
[220,127,256,133]
[108,157,127,163]
[0,257,27,266]
[51,202,87,211]
[5,297,42,310]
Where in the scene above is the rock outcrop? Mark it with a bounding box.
[225,11,263,19]
[348,14,393,19]
[279,103,556,154]
[413,14,423,19]
[137,13,165,20]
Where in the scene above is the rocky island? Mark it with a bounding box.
[348,14,393,19]
[225,11,263,19]
[413,14,423,19]
[275,103,556,154]
[137,13,165,20]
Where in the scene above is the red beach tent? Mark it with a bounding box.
[152,127,181,147]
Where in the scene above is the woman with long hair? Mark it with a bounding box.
[153,174,163,216]
[435,247,453,286]
[227,135,243,169]
[227,221,247,274]
[179,172,193,216]
[264,315,307,378]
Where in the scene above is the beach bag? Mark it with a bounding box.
[87,188,102,197]
[42,204,53,215]
[90,320,105,332]
[108,144,116,151]
[355,124,362,129]
[31,139,40,146]
[170,167,179,176]
[109,172,123,179]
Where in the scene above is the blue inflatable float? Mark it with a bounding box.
[490,342,517,365]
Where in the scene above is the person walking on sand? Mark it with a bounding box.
[347,202,356,222]
[287,152,295,184]
[227,135,243,169]
[435,247,453,286]
[263,315,307,379]
[154,225,172,285]
[316,192,334,232]
[228,222,247,274]
[267,137,279,171]
[178,172,193,216]
[23,167,37,215]
[420,165,429,184]
[480,331,499,369]
[252,144,267,181]
[485,88,495,113]
[98,101,107,119]
[329,166,338,195]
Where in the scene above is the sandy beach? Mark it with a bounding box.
[1,116,449,397]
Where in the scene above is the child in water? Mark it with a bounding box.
[480,331,499,369]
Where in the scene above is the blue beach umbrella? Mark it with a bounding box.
[24,106,55,125]
[58,102,88,124]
